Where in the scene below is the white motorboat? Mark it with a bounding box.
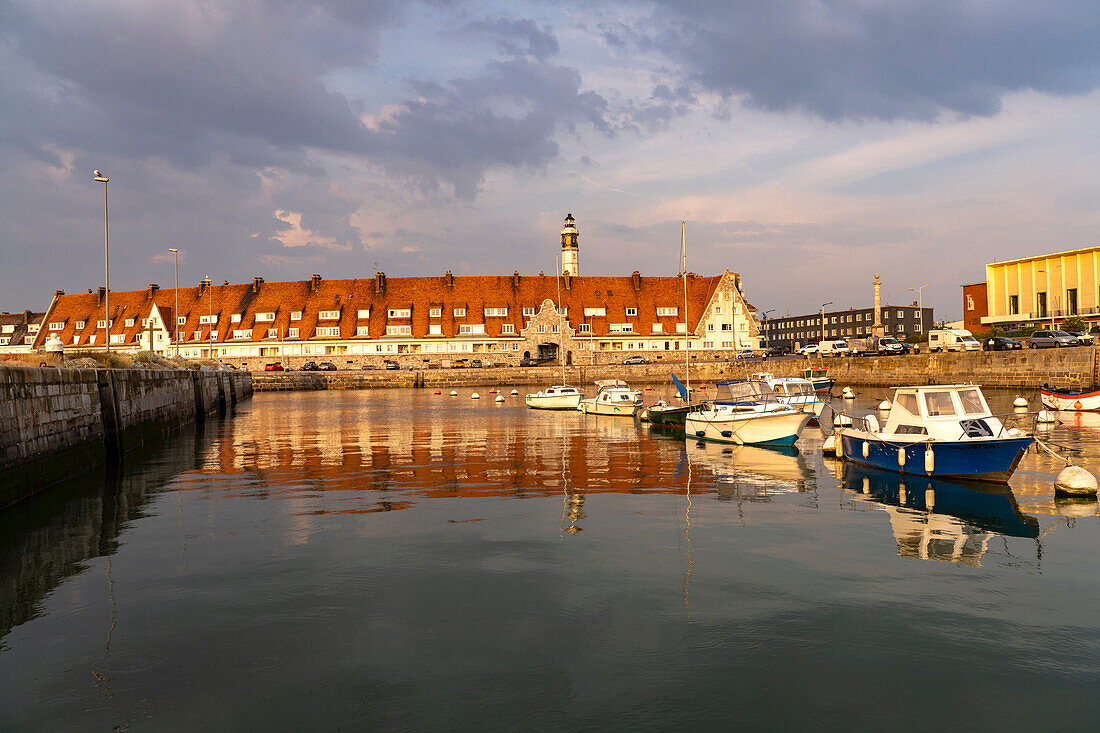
[685,380,812,445]
[525,385,582,410]
[750,372,826,416]
[579,379,643,417]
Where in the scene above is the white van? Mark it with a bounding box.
[818,339,850,356]
[928,329,980,352]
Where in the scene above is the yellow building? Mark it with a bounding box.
[982,245,1100,328]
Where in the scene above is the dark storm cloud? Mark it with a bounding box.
[638,0,1100,121]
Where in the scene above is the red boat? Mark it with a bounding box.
[1040,386,1100,411]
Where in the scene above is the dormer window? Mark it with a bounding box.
[454,307,466,317]
[318,310,340,320]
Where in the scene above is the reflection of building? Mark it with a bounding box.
[32,214,763,366]
[979,245,1100,329]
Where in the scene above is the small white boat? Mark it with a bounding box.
[579,379,643,417]
[750,372,825,416]
[685,380,813,445]
[526,385,582,410]
[1040,386,1100,412]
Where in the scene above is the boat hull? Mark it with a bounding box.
[646,402,702,427]
[1040,387,1100,411]
[685,409,812,445]
[525,394,582,410]
[580,400,641,417]
[837,430,1033,483]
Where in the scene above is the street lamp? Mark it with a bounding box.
[908,284,931,335]
[168,248,179,357]
[820,302,833,344]
[761,309,775,349]
[93,170,110,353]
[1037,266,1062,329]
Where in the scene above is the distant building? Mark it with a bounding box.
[962,282,988,332]
[762,304,931,351]
[33,215,765,365]
[0,310,45,353]
[979,246,1100,330]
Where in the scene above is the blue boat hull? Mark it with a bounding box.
[838,432,1033,483]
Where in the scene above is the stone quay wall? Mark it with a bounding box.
[252,347,1099,391]
[0,366,253,507]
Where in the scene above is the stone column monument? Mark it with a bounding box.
[872,274,886,337]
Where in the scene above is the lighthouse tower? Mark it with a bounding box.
[561,213,579,276]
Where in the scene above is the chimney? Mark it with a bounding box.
[631,270,641,292]
[199,278,210,295]
[252,276,264,293]
[55,289,65,298]
[23,310,32,324]
[147,283,159,299]
[223,280,229,286]
[444,270,454,287]
[563,271,571,291]
[98,286,106,303]
[375,271,386,294]
[310,273,322,292]
[512,270,520,288]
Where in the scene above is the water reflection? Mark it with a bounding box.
[685,440,815,501]
[838,463,1039,566]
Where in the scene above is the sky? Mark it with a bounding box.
[2,0,1099,320]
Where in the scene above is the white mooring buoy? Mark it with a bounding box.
[842,387,855,399]
[471,392,480,400]
[510,389,518,395]
[878,400,891,411]
[1036,409,1056,424]
[495,394,505,403]
[1013,395,1028,408]
[450,390,458,396]
[1055,465,1098,496]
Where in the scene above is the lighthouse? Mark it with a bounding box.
[561,213,579,276]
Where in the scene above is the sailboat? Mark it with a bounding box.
[648,223,707,427]
[526,256,582,410]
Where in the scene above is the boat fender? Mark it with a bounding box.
[721,430,733,438]
[899,486,907,505]
[862,441,869,459]
[862,477,870,495]
[898,447,906,467]
[924,446,934,474]
[925,488,936,510]
[695,430,706,438]
[835,429,844,459]
[1075,401,1083,410]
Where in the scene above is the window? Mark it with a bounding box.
[110,334,125,344]
[610,323,633,333]
[28,324,39,333]
[319,310,340,320]
[430,307,442,317]
[1036,292,1048,318]
[232,329,252,339]
[501,324,515,334]
[578,324,591,333]
[626,307,637,316]
[49,321,64,330]
[385,308,410,319]
[0,325,12,334]
[200,314,218,324]
[231,313,242,323]
[923,391,957,417]
[584,307,606,317]
[288,328,299,338]
[958,388,987,416]
[267,328,279,339]
[896,310,903,318]
[290,311,302,321]
[0,337,8,345]
[896,392,919,416]
[178,316,187,325]
[316,326,340,337]
[1008,296,1019,315]
[357,309,371,319]
[537,325,545,333]
[652,323,663,333]
[721,323,732,331]
[429,324,442,335]
[453,307,466,317]
[1067,288,1078,316]
[707,324,714,331]
[676,323,687,333]
[523,307,536,317]
[459,324,486,335]
[484,307,508,317]
[966,295,974,311]
[657,307,678,317]
[386,325,412,336]
[97,319,111,328]
[356,326,370,336]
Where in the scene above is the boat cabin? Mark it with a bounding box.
[879,385,1005,440]
[715,380,779,406]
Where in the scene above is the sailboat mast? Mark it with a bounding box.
[556,255,566,385]
[682,222,689,397]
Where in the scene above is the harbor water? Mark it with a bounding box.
[2,387,1099,730]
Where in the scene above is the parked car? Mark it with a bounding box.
[764,345,788,356]
[519,357,542,366]
[796,344,819,356]
[735,349,758,360]
[383,359,399,370]
[469,359,483,368]
[300,361,319,371]
[264,362,284,371]
[622,355,649,365]
[983,336,1022,351]
[318,361,337,371]
[451,359,468,368]
[1028,329,1078,348]
[1067,331,1093,346]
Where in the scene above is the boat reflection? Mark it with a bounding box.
[685,439,815,501]
[839,464,1039,566]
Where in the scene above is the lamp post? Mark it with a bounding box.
[908,283,931,336]
[761,309,775,349]
[168,249,179,357]
[1037,266,1061,329]
[820,302,833,345]
[93,170,110,353]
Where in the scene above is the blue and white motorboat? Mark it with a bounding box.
[685,380,813,446]
[835,384,1033,483]
[751,372,826,416]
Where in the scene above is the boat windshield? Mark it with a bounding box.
[784,382,815,396]
[957,387,987,415]
[895,392,919,417]
[719,380,777,402]
[923,390,957,417]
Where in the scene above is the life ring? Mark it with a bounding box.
[1075,400,1083,410]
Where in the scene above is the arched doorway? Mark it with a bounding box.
[523,350,531,360]
[566,350,573,365]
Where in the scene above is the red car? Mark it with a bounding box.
[264,363,284,371]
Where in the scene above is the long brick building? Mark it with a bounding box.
[32,215,763,367]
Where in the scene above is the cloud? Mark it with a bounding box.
[633,0,1100,121]
[460,17,559,60]
[270,210,350,251]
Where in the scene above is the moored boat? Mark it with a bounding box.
[1040,385,1100,411]
[802,367,834,393]
[751,372,826,416]
[684,380,813,445]
[648,373,705,427]
[835,384,1033,483]
[525,385,582,410]
[579,379,643,417]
